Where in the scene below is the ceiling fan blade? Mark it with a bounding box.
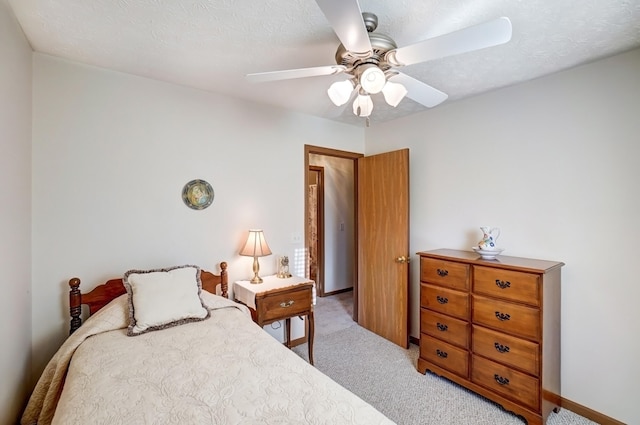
[315,0,372,56]
[389,73,448,108]
[387,17,512,67]
[246,65,346,83]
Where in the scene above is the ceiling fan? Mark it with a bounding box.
[246,0,512,121]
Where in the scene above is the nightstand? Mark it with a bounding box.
[234,275,315,365]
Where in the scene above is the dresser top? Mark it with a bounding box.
[417,249,564,274]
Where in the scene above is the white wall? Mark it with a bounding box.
[366,48,640,424]
[309,154,355,293]
[31,53,364,380]
[0,0,32,422]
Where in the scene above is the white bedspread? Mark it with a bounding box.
[22,291,394,425]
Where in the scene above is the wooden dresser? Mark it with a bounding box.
[417,249,563,425]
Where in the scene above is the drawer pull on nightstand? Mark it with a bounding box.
[436,268,449,277]
[280,300,295,308]
[436,349,448,358]
[494,374,510,386]
[494,342,510,353]
[436,322,448,332]
[495,311,511,321]
[436,296,449,304]
[495,279,511,289]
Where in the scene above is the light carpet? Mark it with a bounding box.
[292,293,596,425]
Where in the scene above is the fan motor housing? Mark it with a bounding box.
[334,14,397,74]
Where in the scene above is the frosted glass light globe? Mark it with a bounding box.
[359,66,386,94]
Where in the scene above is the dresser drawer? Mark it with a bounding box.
[420,334,469,378]
[258,287,312,323]
[472,355,540,412]
[472,296,540,341]
[474,266,540,307]
[421,284,469,320]
[472,325,540,376]
[421,309,470,349]
[421,257,470,291]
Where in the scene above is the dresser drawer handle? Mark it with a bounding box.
[436,349,448,358]
[436,296,448,304]
[494,342,510,353]
[436,268,449,277]
[280,300,295,308]
[495,279,511,289]
[494,374,510,386]
[436,322,448,332]
[495,311,511,321]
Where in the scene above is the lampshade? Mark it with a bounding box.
[239,229,271,284]
[381,80,408,107]
[239,229,272,257]
[327,79,354,106]
[359,65,386,94]
[352,93,373,117]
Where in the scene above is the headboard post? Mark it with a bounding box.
[220,261,228,298]
[69,277,82,334]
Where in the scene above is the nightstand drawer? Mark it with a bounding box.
[258,287,312,323]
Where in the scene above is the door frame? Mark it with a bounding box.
[304,145,363,320]
[308,165,325,296]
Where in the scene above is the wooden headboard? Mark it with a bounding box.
[68,262,228,334]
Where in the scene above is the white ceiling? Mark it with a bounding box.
[8,0,640,127]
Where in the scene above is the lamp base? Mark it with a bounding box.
[249,256,263,283]
[249,274,263,284]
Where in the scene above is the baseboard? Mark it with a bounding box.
[558,395,626,425]
[321,287,353,297]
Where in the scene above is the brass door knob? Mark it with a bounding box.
[395,255,410,263]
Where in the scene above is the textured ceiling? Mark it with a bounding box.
[8,0,640,127]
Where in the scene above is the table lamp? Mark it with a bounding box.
[239,229,272,283]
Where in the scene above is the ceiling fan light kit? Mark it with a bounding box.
[246,0,513,122]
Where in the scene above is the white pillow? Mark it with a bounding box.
[123,265,210,336]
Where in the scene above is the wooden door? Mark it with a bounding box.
[357,149,410,348]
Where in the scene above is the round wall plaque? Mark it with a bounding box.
[182,179,214,210]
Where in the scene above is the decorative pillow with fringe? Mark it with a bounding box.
[123,264,210,336]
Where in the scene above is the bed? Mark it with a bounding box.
[22,262,394,425]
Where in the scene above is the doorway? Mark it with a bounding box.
[305,145,362,320]
[308,166,324,295]
[305,145,410,348]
